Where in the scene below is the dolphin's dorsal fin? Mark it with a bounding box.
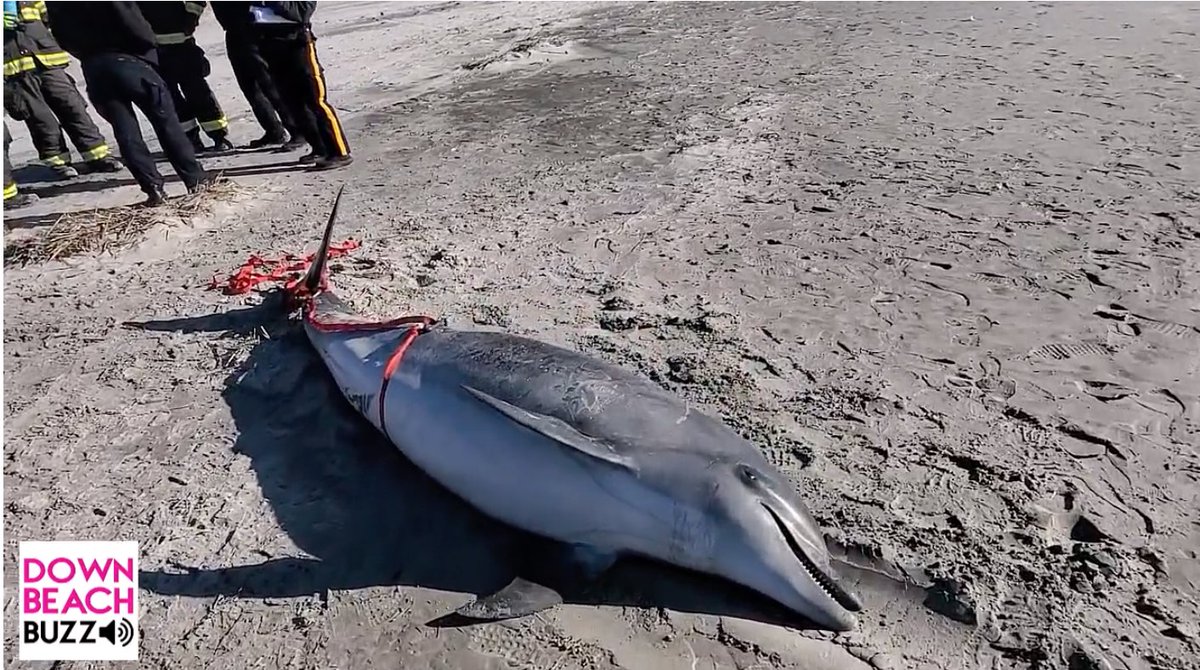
[301,184,346,295]
[461,385,635,471]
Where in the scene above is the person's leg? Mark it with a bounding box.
[182,77,232,150]
[178,42,231,151]
[158,48,206,153]
[10,72,75,177]
[260,36,325,159]
[248,40,301,142]
[226,35,287,144]
[126,57,208,191]
[81,58,164,200]
[293,30,351,168]
[38,67,119,171]
[3,122,38,209]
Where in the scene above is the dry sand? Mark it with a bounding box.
[4,2,1199,669]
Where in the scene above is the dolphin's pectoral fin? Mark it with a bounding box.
[455,577,563,621]
[453,543,617,621]
[460,385,635,471]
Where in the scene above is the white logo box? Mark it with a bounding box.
[18,541,140,661]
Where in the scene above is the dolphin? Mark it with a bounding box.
[293,187,863,631]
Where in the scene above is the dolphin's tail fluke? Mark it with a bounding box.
[301,184,347,296]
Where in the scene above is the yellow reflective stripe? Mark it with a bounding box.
[3,14,17,29]
[179,118,199,132]
[41,153,69,166]
[4,182,18,200]
[3,56,36,76]
[155,33,191,45]
[33,52,70,67]
[184,1,205,16]
[199,116,228,132]
[18,8,42,22]
[82,144,110,161]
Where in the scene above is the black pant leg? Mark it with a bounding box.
[81,59,162,194]
[227,36,286,139]
[294,31,350,158]
[4,122,18,199]
[10,72,70,165]
[248,41,299,137]
[156,49,199,133]
[125,57,206,188]
[261,37,325,154]
[37,67,110,161]
[177,42,227,140]
[179,76,227,139]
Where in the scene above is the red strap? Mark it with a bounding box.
[211,243,438,333]
[377,326,423,436]
[208,239,361,296]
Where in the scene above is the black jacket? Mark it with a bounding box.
[251,1,314,25]
[247,1,315,41]
[43,1,157,61]
[137,1,205,41]
[210,1,251,35]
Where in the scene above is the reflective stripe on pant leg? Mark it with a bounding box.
[82,144,110,160]
[199,116,228,133]
[302,35,348,156]
[3,56,36,77]
[3,181,18,199]
[179,118,199,132]
[40,152,69,166]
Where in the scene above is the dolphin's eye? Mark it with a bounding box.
[737,465,760,485]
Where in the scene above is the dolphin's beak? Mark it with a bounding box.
[761,502,863,628]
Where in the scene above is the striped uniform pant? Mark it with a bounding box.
[2,66,111,167]
[259,27,350,159]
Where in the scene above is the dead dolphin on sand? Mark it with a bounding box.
[287,186,863,630]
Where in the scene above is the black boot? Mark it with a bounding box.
[204,132,235,154]
[139,184,168,208]
[5,192,39,209]
[246,132,287,149]
[87,156,124,173]
[187,172,218,194]
[312,154,354,171]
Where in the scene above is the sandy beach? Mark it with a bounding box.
[4,2,1198,669]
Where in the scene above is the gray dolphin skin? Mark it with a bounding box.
[296,187,863,631]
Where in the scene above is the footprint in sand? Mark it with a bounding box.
[1027,342,1114,361]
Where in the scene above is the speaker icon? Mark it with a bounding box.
[98,618,135,647]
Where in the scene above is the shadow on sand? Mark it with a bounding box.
[126,294,818,630]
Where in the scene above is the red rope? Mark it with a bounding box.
[210,241,438,334]
[208,239,361,296]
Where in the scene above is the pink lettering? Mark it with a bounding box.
[114,587,135,615]
[62,589,86,614]
[47,558,75,583]
[85,588,111,614]
[77,558,109,582]
[23,558,46,583]
[23,588,40,614]
[42,588,59,614]
[113,558,134,583]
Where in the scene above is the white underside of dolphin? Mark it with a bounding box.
[294,187,863,631]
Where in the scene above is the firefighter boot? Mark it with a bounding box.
[186,129,207,153]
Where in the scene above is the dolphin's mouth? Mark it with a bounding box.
[762,503,863,613]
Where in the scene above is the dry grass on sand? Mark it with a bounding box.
[3,177,242,266]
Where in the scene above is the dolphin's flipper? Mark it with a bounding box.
[454,543,618,621]
[455,577,564,620]
[461,385,635,471]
